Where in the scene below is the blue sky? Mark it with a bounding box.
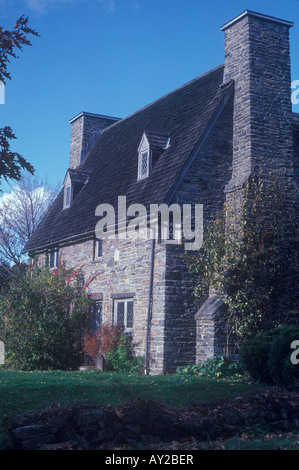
[1,0,299,192]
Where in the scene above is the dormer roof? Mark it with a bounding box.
[63,168,90,186]
[140,132,170,152]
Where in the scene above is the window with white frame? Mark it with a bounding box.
[94,238,103,260]
[138,133,150,180]
[139,150,149,179]
[64,184,72,209]
[49,247,59,268]
[63,169,89,209]
[114,298,134,331]
[137,132,170,181]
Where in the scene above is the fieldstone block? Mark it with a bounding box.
[76,409,105,426]
[13,424,49,441]
[93,427,113,443]
[21,435,55,450]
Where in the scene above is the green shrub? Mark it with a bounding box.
[0,263,91,370]
[240,329,281,384]
[240,325,299,385]
[268,326,299,386]
[106,334,144,374]
[176,356,243,378]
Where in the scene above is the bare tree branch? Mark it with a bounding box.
[0,173,60,267]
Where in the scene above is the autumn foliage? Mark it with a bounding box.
[83,324,123,361]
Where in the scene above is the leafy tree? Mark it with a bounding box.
[187,171,299,346]
[0,261,27,295]
[0,261,11,294]
[0,16,39,186]
[0,262,92,370]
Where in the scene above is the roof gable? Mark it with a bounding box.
[63,168,90,186]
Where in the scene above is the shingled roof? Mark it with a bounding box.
[25,64,234,252]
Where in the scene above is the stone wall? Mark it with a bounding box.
[42,230,169,374]
[37,87,235,373]
[172,93,234,364]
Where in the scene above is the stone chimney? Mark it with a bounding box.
[196,11,298,365]
[69,112,120,169]
[221,10,294,193]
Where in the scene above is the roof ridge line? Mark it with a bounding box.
[100,63,225,134]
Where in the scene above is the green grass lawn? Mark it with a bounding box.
[0,368,260,419]
[0,369,297,450]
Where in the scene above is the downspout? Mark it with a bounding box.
[144,237,155,375]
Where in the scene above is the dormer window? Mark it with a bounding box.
[138,134,150,180]
[139,150,149,179]
[64,184,72,209]
[137,132,170,181]
[63,169,89,209]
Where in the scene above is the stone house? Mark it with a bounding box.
[24,10,299,374]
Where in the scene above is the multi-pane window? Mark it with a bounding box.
[64,184,72,209]
[49,247,59,268]
[141,151,148,176]
[114,299,134,330]
[138,150,149,179]
[90,301,102,334]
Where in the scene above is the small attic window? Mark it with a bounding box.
[137,132,170,181]
[64,184,72,209]
[63,169,89,209]
[138,134,150,180]
[139,150,149,179]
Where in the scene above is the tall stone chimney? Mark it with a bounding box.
[196,11,297,364]
[69,112,120,169]
[221,10,294,193]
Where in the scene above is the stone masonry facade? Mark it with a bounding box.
[37,86,235,374]
[31,11,299,374]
